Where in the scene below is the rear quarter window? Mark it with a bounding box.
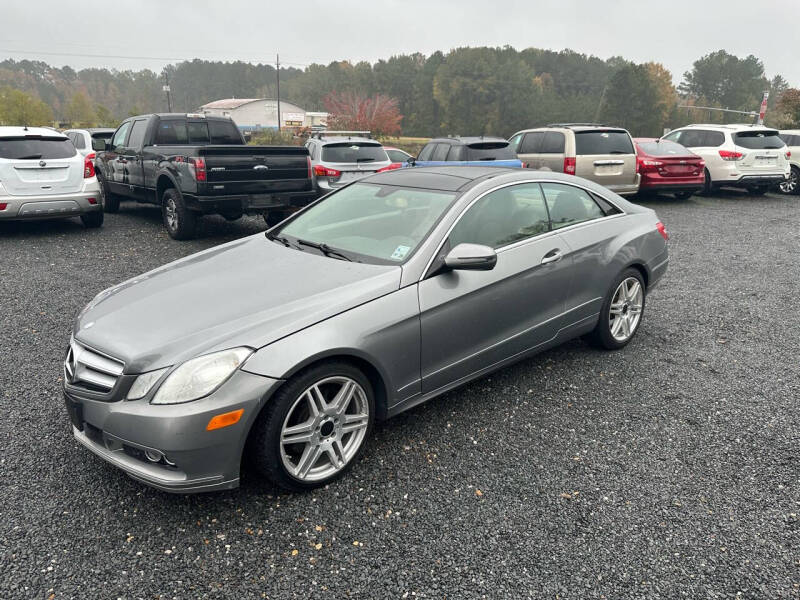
[0,137,77,159]
[431,143,451,161]
[734,131,785,150]
[575,131,634,155]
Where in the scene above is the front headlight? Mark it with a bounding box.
[127,367,169,400]
[150,347,253,405]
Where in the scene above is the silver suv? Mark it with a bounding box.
[305,131,392,196]
[509,124,640,196]
[0,126,103,228]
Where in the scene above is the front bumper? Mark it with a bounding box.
[64,370,282,493]
[0,188,102,221]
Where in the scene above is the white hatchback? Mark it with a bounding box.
[0,126,103,227]
[662,124,789,195]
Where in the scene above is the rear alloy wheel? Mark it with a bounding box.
[162,188,197,240]
[97,173,120,213]
[587,268,646,350]
[250,362,374,491]
[778,166,799,195]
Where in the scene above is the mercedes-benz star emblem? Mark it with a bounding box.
[64,346,78,384]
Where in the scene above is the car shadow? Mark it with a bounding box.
[0,217,93,239]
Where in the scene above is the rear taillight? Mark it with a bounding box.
[638,159,663,173]
[521,162,529,169]
[377,163,403,173]
[786,151,791,159]
[719,150,743,161]
[563,156,576,175]
[656,222,669,241]
[87,197,97,205]
[83,157,95,178]
[313,165,341,178]
[0,203,7,211]
[189,157,207,181]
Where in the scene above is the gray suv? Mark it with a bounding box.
[305,131,392,195]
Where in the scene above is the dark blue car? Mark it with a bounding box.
[409,137,523,168]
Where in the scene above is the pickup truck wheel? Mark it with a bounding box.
[162,188,197,240]
[264,210,288,227]
[97,174,120,213]
[80,211,103,228]
[221,211,243,222]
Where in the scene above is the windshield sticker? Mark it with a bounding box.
[391,245,411,260]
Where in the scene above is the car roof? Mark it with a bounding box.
[513,124,628,134]
[319,136,378,145]
[427,136,508,145]
[679,123,778,132]
[362,166,517,191]
[0,126,67,139]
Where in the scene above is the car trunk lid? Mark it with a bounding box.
[199,145,311,195]
[574,130,638,186]
[733,130,788,173]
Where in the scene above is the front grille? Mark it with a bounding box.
[64,338,124,393]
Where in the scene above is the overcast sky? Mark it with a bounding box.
[2,0,797,86]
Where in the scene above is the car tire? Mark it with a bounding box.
[748,185,768,196]
[673,191,694,200]
[249,361,375,491]
[701,168,714,195]
[97,173,120,213]
[586,268,646,351]
[778,166,799,195]
[161,188,197,240]
[80,211,103,228]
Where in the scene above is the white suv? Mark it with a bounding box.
[0,126,103,227]
[661,124,789,195]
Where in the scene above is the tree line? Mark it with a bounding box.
[0,47,796,138]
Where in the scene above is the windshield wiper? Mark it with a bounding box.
[265,233,294,248]
[17,154,42,159]
[356,158,376,162]
[296,238,352,261]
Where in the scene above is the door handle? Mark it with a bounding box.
[593,159,625,166]
[541,249,563,265]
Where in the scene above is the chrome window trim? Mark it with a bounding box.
[419,177,627,280]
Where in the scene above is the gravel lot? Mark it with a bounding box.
[1,192,799,599]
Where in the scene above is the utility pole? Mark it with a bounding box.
[276,54,282,132]
[163,72,172,112]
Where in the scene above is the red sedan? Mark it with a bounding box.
[634,138,705,199]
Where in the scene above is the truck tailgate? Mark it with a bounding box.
[199,145,311,195]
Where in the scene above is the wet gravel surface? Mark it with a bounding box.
[1,193,799,599]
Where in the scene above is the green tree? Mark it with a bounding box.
[0,86,53,125]
[680,50,769,112]
[599,64,664,136]
[94,104,119,127]
[65,91,96,127]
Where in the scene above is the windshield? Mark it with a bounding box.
[321,143,389,163]
[734,131,785,150]
[277,182,457,263]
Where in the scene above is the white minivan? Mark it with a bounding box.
[0,127,103,227]
[661,124,789,195]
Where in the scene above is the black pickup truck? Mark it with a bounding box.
[95,113,314,239]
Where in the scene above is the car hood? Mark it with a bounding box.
[73,235,401,373]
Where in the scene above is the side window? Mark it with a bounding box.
[675,130,703,148]
[446,145,465,161]
[449,183,550,249]
[541,131,565,153]
[592,192,622,216]
[703,131,724,147]
[508,133,523,153]
[662,130,682,144]
[73,133,86,150]
[155,120,189,145]
[541,182,606,230]
[111,122,131,148]
[432,143,451,161]
[126,120,148,150]
[519,132,544,154]
[418,143,436,161]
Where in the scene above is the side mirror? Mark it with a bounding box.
[406,156,416,166]
[444,243,497,271]
[92,138,107,151]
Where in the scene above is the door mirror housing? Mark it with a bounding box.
[92,138,107,151]
[406,156,416,166]
[444,243,497,271]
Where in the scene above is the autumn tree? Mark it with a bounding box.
[0,86,53,125]
[323,91,402,136]
[776,89,800,127]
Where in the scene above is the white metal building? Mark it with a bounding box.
[199,98,326,131]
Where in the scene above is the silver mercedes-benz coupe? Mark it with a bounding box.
[63,166,669,492]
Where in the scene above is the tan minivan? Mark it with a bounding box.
[509,124,640,196]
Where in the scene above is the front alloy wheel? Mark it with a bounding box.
[280,377,370,482]
[250,361,374,490]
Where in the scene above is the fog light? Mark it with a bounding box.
[144,449,164,463]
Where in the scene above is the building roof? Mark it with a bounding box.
[200,98,270,110]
